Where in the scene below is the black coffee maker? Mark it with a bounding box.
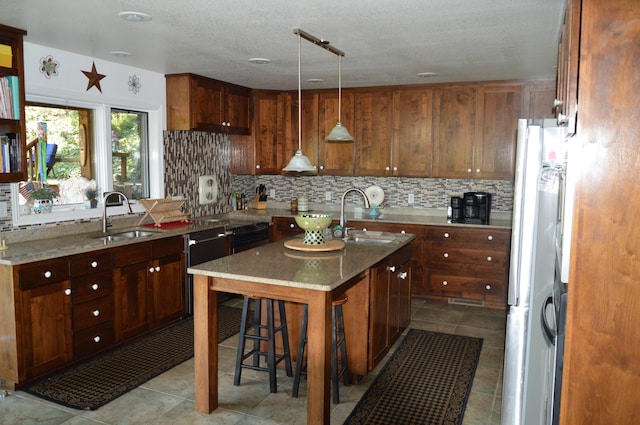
[450,196,464,223]
[462,192,492,224]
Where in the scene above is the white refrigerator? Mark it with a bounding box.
[501,119,567,425]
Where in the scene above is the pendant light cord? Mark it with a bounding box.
[338,55,342,122]
[298,33,302,150]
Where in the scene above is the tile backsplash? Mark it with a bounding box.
[233,175,513,212]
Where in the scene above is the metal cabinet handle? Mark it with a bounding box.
[289,223,295,228]
[64,288,72,296]
[443,252,449,258]
[401,230,406,234]
[487,235,493,241]
[487,256,493,262]
[255,164,261,169]
[149,267,154,273]
[92,283,99,290]
[92,310,100,317]
[398,271,408,279]
[90,261,98,268]
[476,168,481,173]
[155,266,160,272]
[467,168,472,173]
[44,270,52,278]
[485,284,492,290]
[444,232,449,238]
[385,166,390,171]
[442,280,448,286]
[93,336,101,343]
[387,265,396,272]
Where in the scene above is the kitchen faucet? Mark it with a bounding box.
[102,191,133,233]
[340,188,370,237]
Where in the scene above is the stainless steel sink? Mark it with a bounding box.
[347,231,397,244]
[93,229,160,243]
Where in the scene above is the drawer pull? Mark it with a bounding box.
[442,280,448,286]
[64,288,72,296]
[44,270,52,278]
[92,310,100,317]
[398,271,408,280]
[485,284,492,290]
[487,256,493,262]
[149,267,154,273]
[90,261,98,268]
[92,283,99,291]
[443,252,449,258]
[401,230,406,234]
[387,265,396,273]
[444,232,449,238]
[487,235,493,241]
[93,336,101,343]
[155,266,161,272]
[289,223,295,228]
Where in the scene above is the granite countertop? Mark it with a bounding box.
[188,232,415,292]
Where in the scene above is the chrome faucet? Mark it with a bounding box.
[102,191,133,233]
[340,188,370,237]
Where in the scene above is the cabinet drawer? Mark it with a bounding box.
[425,227,510,247]
[74,321,115,359]
[112,240,153,267]
[428,246,508,271]
[152,236,184,258]
[428,272,506,302]
[70,251,112,277]
[73,295,114,331]
[18,258,70,290]
[72,272,113,304]
[275,218,302,232]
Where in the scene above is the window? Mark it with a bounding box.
[12,100,158,225]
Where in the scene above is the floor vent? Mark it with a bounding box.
[448,297,485,307]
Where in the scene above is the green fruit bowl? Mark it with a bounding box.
[294,214,333,245]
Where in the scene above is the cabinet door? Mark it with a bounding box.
[389,259,411,344]
[191,76,225,130]
[522,81,556,119]
[393,88,433,177]
[20,281,73,378]
[368,260,389,369]
[354,89,394,176]
[473,85,521,179]
[113,260,151,341]
[151,253,185,327]
[432,86,477,178]
[225,84,251,135]
[318,90,356,175]
[254,90,284,174]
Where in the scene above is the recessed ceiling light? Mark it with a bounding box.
[248,58,271,65]
[110,51,132,57]
[418,72,437,78]
[118,11,152,22]
[306,78,325,84]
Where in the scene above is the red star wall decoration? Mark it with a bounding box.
[81,61,106,93]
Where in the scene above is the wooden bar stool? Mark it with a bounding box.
[292,295,350,403]
[234,295,293,393]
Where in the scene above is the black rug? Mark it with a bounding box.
[25,305,242,410]
[344,329,483,425]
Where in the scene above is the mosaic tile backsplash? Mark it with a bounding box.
[232,175,514,212]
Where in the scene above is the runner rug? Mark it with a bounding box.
[344,328,483,425]
[25,305,242,410]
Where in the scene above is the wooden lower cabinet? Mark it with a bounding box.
[424,226,510,308]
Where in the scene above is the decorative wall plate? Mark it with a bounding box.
[365,185,385,206]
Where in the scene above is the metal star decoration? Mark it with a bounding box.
[81,61,106,93]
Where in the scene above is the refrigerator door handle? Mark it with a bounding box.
[541,295,556,345]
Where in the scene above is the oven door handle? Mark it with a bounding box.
[541,295,556,345]
[188,234,226,246]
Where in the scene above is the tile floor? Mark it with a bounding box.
[0,298,505,425]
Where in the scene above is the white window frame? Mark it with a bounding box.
[11,94,164,226]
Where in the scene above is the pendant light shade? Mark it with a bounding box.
[283,30,317,173]
[326,55,353,141]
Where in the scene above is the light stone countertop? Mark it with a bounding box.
[188,232,415,292]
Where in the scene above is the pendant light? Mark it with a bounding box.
[283,31,317,173]
[325,54,354,141]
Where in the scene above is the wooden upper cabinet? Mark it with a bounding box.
[432,86,477,178]
[318,90,356,175]
[473,85,521,179]
[166,73,251,135]
[392,88,433,177]
[354,89,394,176]
[522,80,556,119]
[253,90,285,174]
[555,0,580,133]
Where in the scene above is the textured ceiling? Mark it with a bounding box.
[1,0,565,90]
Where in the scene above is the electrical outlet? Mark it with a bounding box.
[325,191,332,201]
[269,188,275,198]
[408,193,415,204]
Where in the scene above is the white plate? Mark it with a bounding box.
[365,185,385,206]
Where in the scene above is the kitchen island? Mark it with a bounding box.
[188,232,415,425]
